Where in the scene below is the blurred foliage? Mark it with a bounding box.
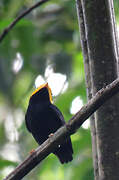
[0,0,119,179]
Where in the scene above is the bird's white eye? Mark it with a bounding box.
[58,145,61,148]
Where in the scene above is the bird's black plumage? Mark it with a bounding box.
[25,84,73,163]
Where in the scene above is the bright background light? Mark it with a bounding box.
[12,52,23,74]
[35,64,68,96]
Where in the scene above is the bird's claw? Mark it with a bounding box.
[29,149,35,154]
[49,133,54,138]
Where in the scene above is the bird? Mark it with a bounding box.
[25,83,73,164]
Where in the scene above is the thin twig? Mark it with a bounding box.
[3,78,119,180]
[0,0,50,43]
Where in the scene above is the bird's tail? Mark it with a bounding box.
[53,139,73,164]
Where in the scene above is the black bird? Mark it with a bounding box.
[25,83,73,164]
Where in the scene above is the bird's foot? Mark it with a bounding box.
[49,133,54,138]
[29,149,35,154]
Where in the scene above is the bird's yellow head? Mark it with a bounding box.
[31,83,53,103]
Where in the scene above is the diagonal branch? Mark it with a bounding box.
[0,0,50,43]
[3,78,119,180]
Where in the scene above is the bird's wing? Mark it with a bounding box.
[49,105,73,163]
[49,104,66,126]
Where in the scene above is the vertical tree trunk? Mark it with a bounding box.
[76,0,119,179]
[76,1,99,179]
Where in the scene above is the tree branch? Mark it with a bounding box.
[3,78,119,180]
[0,0,50,43]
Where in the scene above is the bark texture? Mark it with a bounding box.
[76,1,99,179]
[77,0,119,179]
